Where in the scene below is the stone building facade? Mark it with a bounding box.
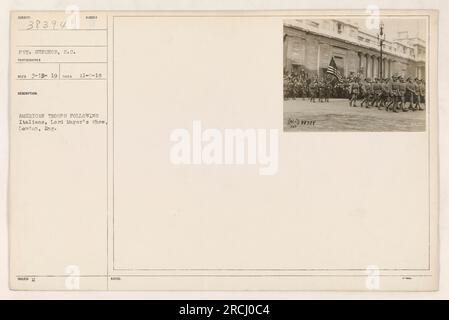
[284,19,426,80]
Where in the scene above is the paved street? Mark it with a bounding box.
[284,98,426,132]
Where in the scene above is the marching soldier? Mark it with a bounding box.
[348,76,360,107]
[292,74,300,100]
[370,78,377,108]
[418,79,425,110]
[398,76,407,111]
[389,75,401,113]
[316,79,322,102]
[382,78,393,111]
[334,81,343,98]
[371,78,382,109]
[360,78,371,108]
[318,78,325,102]
[300,78,307,100]
[284,73,423,113]
[343,78,351,99]
[289,73,295,100]
[325,79,332,102]
[406,77,417,111]
[413,78,423,111]
[309,79,318,103]
[305,78,311,100]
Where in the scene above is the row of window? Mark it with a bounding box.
[292,20,420,60]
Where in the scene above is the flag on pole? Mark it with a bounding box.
[326,57,343,82]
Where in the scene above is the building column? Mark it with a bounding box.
[418,66,424,79]
[381,58,383,78]
[379,57,382,78]
[374,56,377,78]
[365,54,370,78]
[357,52,362,74]
[377,57,381,78]
[373,56,378,78]
[387,59,391,77]
[364,54,369,78]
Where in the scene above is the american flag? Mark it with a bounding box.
[326,57,343,82]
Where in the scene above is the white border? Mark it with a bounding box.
[1,0,448,299]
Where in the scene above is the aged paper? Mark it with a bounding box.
[8,10,439,291]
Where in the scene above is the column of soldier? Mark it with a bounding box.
[348,75,425,113]
[283,71,336,103]
[284,71,426,113]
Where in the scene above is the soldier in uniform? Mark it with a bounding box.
[382,78,393,111]
[389,75,401,113]
[398,76,407,111]
[309,79,318,103]
[406,77,417,111]
[295,73,302,99]
[286,73,294,99]
[292,74,300,100]
[318,78,325,103]
[371,78,382,109]
[344,77,351,99]
[300,78,307,100]
[348,76,360,107]
[360,78,371,108]
[324,79,332,102]
[418,79,425,110]
[413,78,423,111]
[334,81,342,98]
[379,78,391,110]
[316,79,321,102]
[305,77,311,100]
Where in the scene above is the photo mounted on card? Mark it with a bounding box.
[283,17,427,131]
[8,10,438,291]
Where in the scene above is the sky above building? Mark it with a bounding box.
[348,17,427,41]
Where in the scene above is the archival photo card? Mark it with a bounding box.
[8,10,439,291]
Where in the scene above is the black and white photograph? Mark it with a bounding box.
[283,17,427,132]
